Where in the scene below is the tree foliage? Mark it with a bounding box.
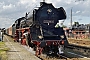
[74,22,79,26]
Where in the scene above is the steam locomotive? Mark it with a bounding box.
[6,2,68,56]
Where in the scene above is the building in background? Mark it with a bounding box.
[63,23,90,39]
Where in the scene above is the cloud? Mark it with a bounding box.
[0,17,14,28]
[3,4,15,9]
[0,0,90,28]
[76,11,80,14]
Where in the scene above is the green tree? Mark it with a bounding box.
[74,22,79,26]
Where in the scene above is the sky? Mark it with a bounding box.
[0,0,90,28]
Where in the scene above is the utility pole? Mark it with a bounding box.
[71,8,72,28]
[71,0,85,28]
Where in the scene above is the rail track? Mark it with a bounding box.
[36,42,90,60]
[66,43,90,58]
[4,35,90,60]
[37,53,68,60]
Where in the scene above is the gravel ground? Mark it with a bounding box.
[68,38,90,47]
[4,35,41,60]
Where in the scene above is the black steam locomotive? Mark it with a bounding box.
[6,2,68,56]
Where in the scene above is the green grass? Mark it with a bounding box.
[0,42,10,60]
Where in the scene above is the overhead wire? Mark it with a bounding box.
[25,0,42,16]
